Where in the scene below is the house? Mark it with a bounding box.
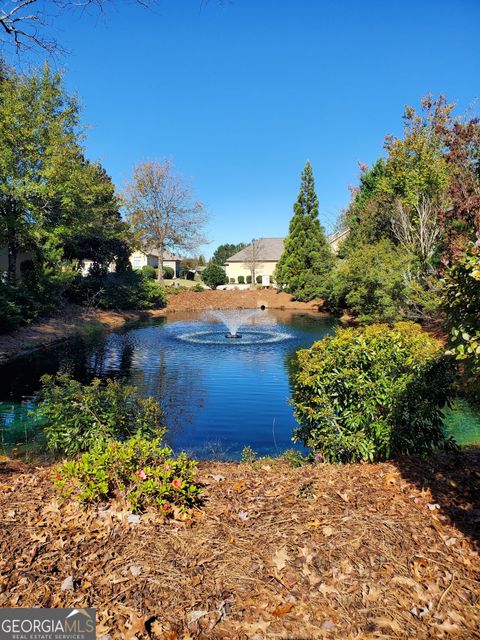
[224,231,348,284]
[129,248,182,277]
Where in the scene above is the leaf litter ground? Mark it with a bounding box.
[0,452,479,639]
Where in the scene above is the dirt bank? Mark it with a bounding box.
[0,452,478,639]
[0,291,325,364]
[165,289,324,313]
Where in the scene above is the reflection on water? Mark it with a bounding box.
[0,310,479,459]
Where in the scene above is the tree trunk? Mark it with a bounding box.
[157,248,165,284]
[7,228,17,285]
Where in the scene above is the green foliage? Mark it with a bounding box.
[163,266,174,279]
[241,445,257,463]
[141,265,156,280]
[67,271,166,310]
[53,433,200,514]
[326,240,409,323]
[201,263,228,289]
[292,322,455,463]
[238,275,245,284]
[442,243,480,386]
[212,243,247,266]
[256,275,262,284]
[0,269,76,332]
[0,64,132,329]
[280,449,308,467]
[380,105,450,210]
[246,275,252,284]
[36,374,164,457]
[275,161,335,301]
[339,160,394,257]
[230,278,235,284]
[192,283,204,292]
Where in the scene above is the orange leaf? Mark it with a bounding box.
[272,602,294,617]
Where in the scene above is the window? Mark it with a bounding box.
[133,255,142,269]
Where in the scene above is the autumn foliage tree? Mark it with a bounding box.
[124,160,207,284]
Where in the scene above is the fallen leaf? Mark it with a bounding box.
[187,610,209,625]
[321,620,336,631]
[271,546,289,571]
[272,602,294,617]
[60,576,74,592]
[238,510,249,522]
[322,526,333,537]
[127,514,141,524]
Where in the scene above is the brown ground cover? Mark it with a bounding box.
[1,452,479,639]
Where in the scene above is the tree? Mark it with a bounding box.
[0,1,156,55]
[0,64,83,283]
[201,263,227,289]
[275,161,335,301]
[60,160,133,274]
[124,160,207,284]
[243,238,264,287]
[211,242,246,266]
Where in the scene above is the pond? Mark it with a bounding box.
[0,309,479,459]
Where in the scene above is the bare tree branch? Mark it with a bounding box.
[0,0,156,55]
[243,238,264,286]
[390,194,442,263]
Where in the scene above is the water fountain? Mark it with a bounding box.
[174,309,293,345]
[209,309,260,339]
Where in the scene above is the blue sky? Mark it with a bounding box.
[15,0,480,256]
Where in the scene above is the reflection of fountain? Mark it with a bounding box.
[208,310,260,339]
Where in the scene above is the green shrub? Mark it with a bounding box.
[292,322,455,463]
[201,263,228,289]
[241,445,257,463]
[141,265,157,280]
[163,266,174,279]
[67,271,166,310]
[280,449,308,467]
[246,275,252,284]
[238,276,245,284]
[442,243,480,386]
[0,269,76,333]
[192,283,204,292]
[256,275,262,284]
[326,240,409,323]
[36,374,164,457]
[53,433,201,513]
[230,278,235,284]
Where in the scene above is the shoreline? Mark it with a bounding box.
[0,290,326,365]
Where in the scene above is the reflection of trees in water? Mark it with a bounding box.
[127,351,205,442]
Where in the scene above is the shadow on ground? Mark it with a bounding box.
[395,448,480,545]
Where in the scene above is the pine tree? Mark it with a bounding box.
[275,161,335,301]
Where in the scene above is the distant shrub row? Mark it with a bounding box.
[225,275,273,285]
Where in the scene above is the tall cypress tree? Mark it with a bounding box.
[275,161,335,301]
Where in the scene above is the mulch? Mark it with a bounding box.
[1,452,479,639]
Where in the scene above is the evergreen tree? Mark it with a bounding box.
[275,161,335,301]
